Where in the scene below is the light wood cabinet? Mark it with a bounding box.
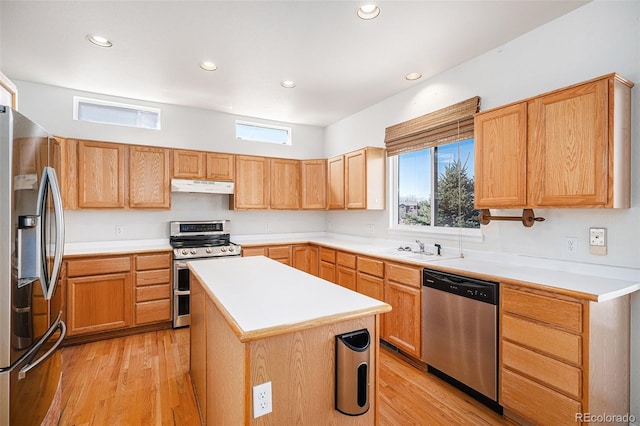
[300,159,327,209]
[318,247,337,283]
[291,245,319,276]
[242,244,291,265]
[382,262,421,358]
[231,155,270,209]
[500,283,631,425]
[475,73,633,209]
[356,256,384,301]
[65,255,133,336]
[327,155,345,209]
[0,71,18,109]
[173,149,206,179]
[77,140,127,208]
[134,252,172,325]
[336,251,357,291]
[129,145,171,209]
[328,147,385,210]
[270,158,300,209]
[206,152,234,181]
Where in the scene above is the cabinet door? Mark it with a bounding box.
[242,246,268,257]
[327,155,345,209]
[292,246,319,276]
[474,102,528,208]
[233,155,270,209]
[357,272,383,301]
[336,266,356,291]
[77,140,127,208]
[66,272,133,335]
[270,158,300,209]
[319,261,336,283]
[50,137,78,210]
[528,79,608,207]
[206,153,234,181]
[301,159,327,209]
[173,149,206,179]
[344,149,367,209]
[129,146,171,209]
[383,280,421,358]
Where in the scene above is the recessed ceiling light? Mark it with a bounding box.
[405,72,422,81]
[357,4,380,20]
[200,61,218,71]
[281,80,296,88]
[86,34,112,48]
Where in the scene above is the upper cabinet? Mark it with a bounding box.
[475,73,633,209]
[77,140,127,208]
[328,147,386,210]
[129,146,171,209]
[270,158,300,209]
[301,159,327,210]
[231,155,270,209]
[206,152,234,181]
[0,71,18,109]
[173,149,206,179]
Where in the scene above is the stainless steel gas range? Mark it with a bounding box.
[170,220,241,328]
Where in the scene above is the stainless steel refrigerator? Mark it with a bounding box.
[0,106,66,425]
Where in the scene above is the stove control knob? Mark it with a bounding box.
[190,249,197,255]
[221,247,227,252]
[181,249,189,255]
[228,246,235,252]
[206,248,213,254]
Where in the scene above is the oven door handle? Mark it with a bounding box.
[174,290,190,296]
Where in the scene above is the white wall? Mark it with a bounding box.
[325,0,640,421]
[13,81,327,242]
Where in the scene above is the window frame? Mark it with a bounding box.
[388,145,483,242]
[73,96,161,130]
[235,120,292,145]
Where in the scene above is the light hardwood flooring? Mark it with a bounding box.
[60,329,509,425]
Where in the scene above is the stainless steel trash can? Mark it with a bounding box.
[335,329,370,416]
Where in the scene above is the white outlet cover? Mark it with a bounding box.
[252,381,272,418]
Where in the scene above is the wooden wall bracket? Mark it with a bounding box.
[478,209,545,228]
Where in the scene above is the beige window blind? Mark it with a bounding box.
[384,96,480,156]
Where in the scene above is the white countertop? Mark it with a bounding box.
[188,256,391,342]
[64,239,171,256]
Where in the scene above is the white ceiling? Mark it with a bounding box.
[0,1,588,127]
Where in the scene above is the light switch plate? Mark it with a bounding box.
[589,228,607,255]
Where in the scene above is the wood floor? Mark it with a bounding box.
[60,329,509,425]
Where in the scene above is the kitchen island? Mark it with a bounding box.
[188,255,391,425]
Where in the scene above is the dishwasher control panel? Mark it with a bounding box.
[423,268,498,304]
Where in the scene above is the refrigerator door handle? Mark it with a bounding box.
[36,166,65,300]
[0,312,64,375]
[17,320,66,381]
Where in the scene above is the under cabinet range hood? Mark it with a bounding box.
[171,178,234,194]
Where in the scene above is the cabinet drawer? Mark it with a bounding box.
[358,256,384,278]
[502,340,581,399]
[267,246,291,260]
[136,269,170,287]
[385,262,421,288]
[319,247,336,263]
[67,256,131,277]
[502,314,581,365]
[242,247,267,257]
[336,251,356,269]
[136,299,171,325]
[136,283,171,302]
[503,287,582,333]
[136,252,171,271]
[501,368,581,426]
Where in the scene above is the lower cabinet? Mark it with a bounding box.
[336,251,357,291]
[291,245,319,276]
[319,247,337,283]
[64,251,173,339]
[356,256,384,301]
[500,283,631,425]
[242,244,292,265]
[65,255,133,336]
[382,262,421,359]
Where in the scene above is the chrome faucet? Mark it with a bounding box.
[416,240,425,253]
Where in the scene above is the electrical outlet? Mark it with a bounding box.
[366,224,375,234]
[564,237,578,256]
[115,225,124,238]
[252,381,272,418]
[589,227,607,255]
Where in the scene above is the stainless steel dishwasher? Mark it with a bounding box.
[421,268,501,413]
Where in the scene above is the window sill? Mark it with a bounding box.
[388,225,484,243]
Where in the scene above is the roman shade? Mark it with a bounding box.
[384,96,480,156]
